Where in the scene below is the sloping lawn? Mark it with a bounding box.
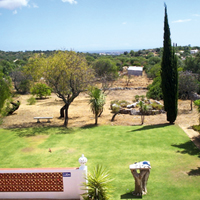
[0,125,200,199]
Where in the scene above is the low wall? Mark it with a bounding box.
[0,167,87,200]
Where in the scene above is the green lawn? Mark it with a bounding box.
[0,124,200,200]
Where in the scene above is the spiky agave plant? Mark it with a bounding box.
[82,164,113,200]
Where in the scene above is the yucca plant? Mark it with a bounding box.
[82,164,113,200]
[88,87,105,125]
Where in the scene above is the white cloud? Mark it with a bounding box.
[193,14,200,17]
[172,19,191,23]
[62,0,77,4]
[13,9,17,14]
[0,0,29,10]
[32,3,38,8]
[122,22,127,25]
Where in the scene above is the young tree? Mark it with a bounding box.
[10,67,31,94]
[178,71,199,110]
[88,87,105,125]
[161,5,178,124]
[92,58,118,93]
[25,51,94,127]
[139,101,148,125]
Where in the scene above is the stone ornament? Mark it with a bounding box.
[79,154,87,167]
[129,161,151,196]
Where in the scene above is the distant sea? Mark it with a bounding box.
[81,49,140,54]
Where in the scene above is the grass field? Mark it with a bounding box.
[0,124,200,199]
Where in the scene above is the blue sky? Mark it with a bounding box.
[0,0,200,52]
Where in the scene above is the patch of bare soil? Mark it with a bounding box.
[1,74,199,148]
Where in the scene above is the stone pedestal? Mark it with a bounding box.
[129,161,151,196]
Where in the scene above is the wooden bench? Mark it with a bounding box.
[34,117,53,123]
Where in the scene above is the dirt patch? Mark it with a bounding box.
[1,75,199,148]
[21,147,35,153]
[1,91,198,128]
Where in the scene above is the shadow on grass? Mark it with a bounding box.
[171,140,200,158]
[188,167,200,176]
[128,123,171,133]
[81,124,98,129]
[121,192,142,199]
[10,126,75,137]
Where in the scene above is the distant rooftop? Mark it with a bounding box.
[128,66,143,71]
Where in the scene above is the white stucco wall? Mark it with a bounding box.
[0,167,87,199]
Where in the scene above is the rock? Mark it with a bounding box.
[155,100,163,105]
[127,102,138,108]
[130,109,137,115]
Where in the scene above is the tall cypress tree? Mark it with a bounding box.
[161,4,178,124]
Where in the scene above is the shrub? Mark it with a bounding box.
[146,76,163,100]
[192,125,200,132]
[82,164,113,200]
[110,100,130,112]
[30,83,52,99]
[141,95,145,101]
[27,96,36,105]
[110,100,119,109]
[151,102,164,110]
[0,100,11,117]
[135,95,140,102]
[111,104,121,113]
[118,100,130,108]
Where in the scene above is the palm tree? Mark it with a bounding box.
[82,164,113,200]
[89,87,105,125]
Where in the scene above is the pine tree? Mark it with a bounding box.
[161,4,178,124]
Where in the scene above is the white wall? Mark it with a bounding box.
[0,167,87,200]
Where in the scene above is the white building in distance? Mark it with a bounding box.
[190,49,198,54]
[128,66,143,76]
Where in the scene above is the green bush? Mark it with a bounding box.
[134,95,140,102]
[151,102,164,110]
[82,164,113,200]
[27,96,36,105]
[118,100,130,108]
[111,104,121,113]
[30,83,52,99]
[146,76,163,100]
[110,100,119,109]
[192,125,200,132]
[0,100,11,117]
[141,95,145,101]
[110,100,130,112]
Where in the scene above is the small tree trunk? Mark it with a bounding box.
[95,114,98,125]
[111,110,121,121]
[60,104,67,118]
[191,99,193,111]
[98,109,103,117]
[64,104,69,127]
[141,114,145,125]
[8,101,20,115]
